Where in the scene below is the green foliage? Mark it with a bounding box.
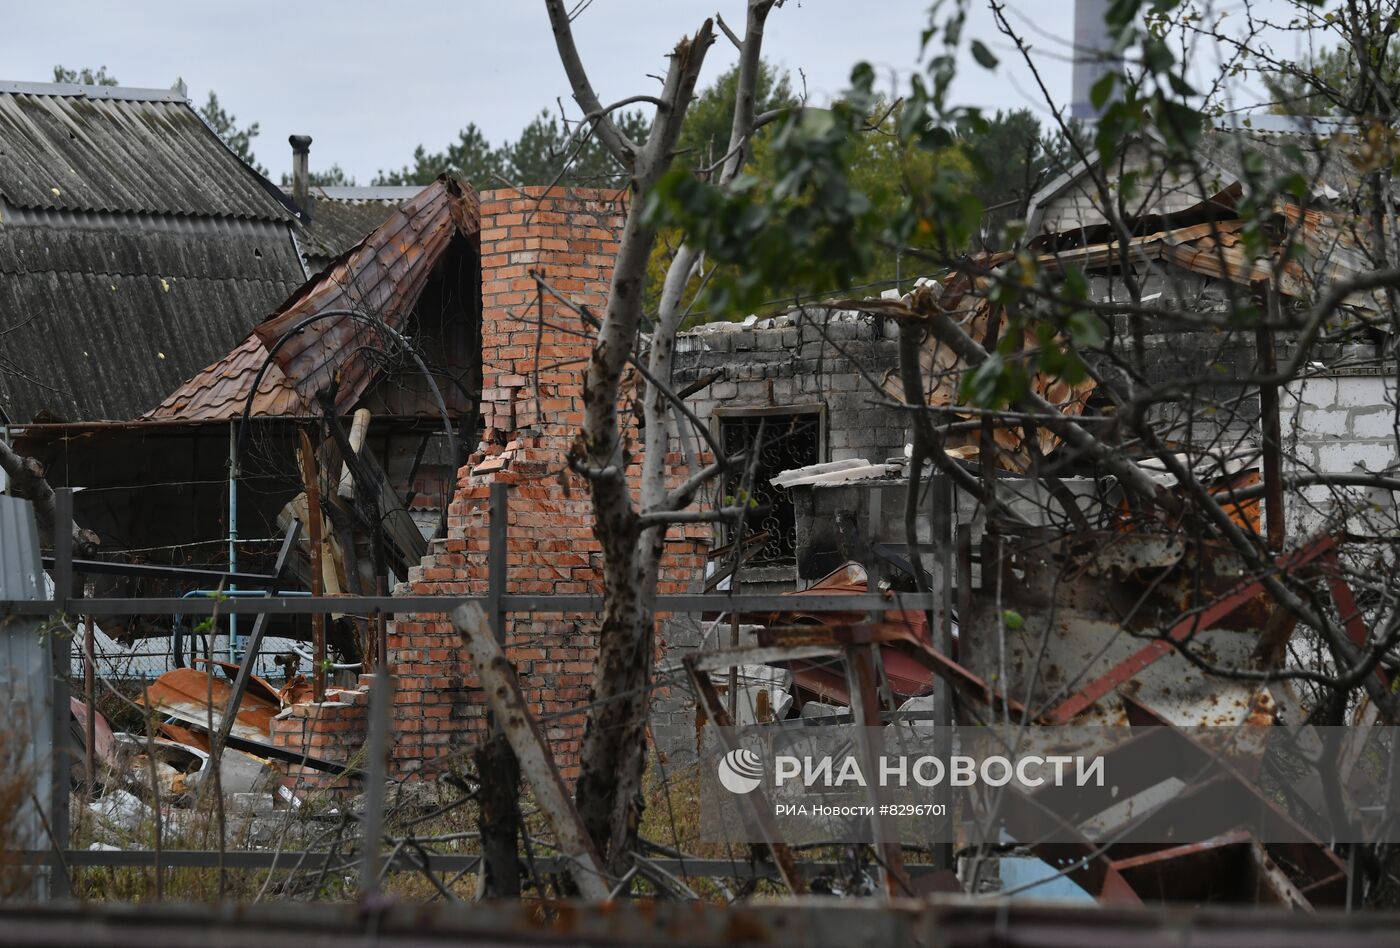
[956,108,1073,239]
[280,164,358,188]
[1267,41,1400,117]
[375,124,505,187]
[675,61,797,171]
[642,4,1072,324]
[374,59,795,193]
[373,110,650,188]
[645,69,892,315]
[53,64,118,86]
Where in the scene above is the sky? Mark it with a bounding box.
[2,0,1314,185]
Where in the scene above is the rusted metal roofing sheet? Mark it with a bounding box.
[0,82,294,222]
[758,563,937,702]
[289,185,425,270]
[147,176,477,422]
[254,175,479,414]
[143,332,306,422]
[137,666,279,743]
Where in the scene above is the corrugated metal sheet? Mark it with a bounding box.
[0,496,50,871]
[0,216,305,422]
[144,333,304,422]
[289,185,425,270]
[147,176,478,421]
[0,84,294,222]
[254,176,479,414]
[137,667,278,743]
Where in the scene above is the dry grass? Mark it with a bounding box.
[0,722,37,898]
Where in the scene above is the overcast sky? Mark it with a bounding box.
[5,1,1313,184]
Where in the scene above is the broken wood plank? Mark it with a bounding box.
[684,656,806,895]
[336,408,373,502]
[451,601,611,900]
[845,643,911,898]
[316,399,427,576]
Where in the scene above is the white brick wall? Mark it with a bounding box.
[1283,374,1398,533]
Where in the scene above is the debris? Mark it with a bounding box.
[87,789,150,840]
[108,733,208,801]
[138,665,280,742]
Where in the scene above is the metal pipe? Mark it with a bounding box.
[172,588,310,671]
[228,421,239,662]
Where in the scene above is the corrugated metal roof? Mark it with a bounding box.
[872,211,1370,470]
[254,176,479,413]
[147,176,478,422]
[0,83,295,222]
[0,213,305,422]
[144,332,304,421]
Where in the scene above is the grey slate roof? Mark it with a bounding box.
[0,81,294,222]
[0,81,307,423]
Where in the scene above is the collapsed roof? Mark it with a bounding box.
[147,176,480,423]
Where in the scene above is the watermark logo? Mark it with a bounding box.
[717,747,764,794]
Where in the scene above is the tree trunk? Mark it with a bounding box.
[0,437,100,556]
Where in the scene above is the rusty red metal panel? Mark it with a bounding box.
[253,176,479,416]
[137,666,279,742]
[1321,549,1389,689]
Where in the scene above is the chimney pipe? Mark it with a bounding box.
[289,134,313,221]
[1071,0,1118,122]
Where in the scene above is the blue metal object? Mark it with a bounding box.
[172,588,310,669]
[227,421,238,661]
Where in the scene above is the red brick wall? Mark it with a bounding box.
[269,680,369,795]
[387,186,708,780]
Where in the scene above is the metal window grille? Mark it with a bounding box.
[718,412,821,566]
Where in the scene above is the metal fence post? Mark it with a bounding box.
[50,488,72,899]
[487,483,508,645]
[929,474,955,872]
[359,671,394,898]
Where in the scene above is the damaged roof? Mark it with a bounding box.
[1026,120,1389,240]
[286,185,427,271]
[0,81,307,424]
[148,175,479,422]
